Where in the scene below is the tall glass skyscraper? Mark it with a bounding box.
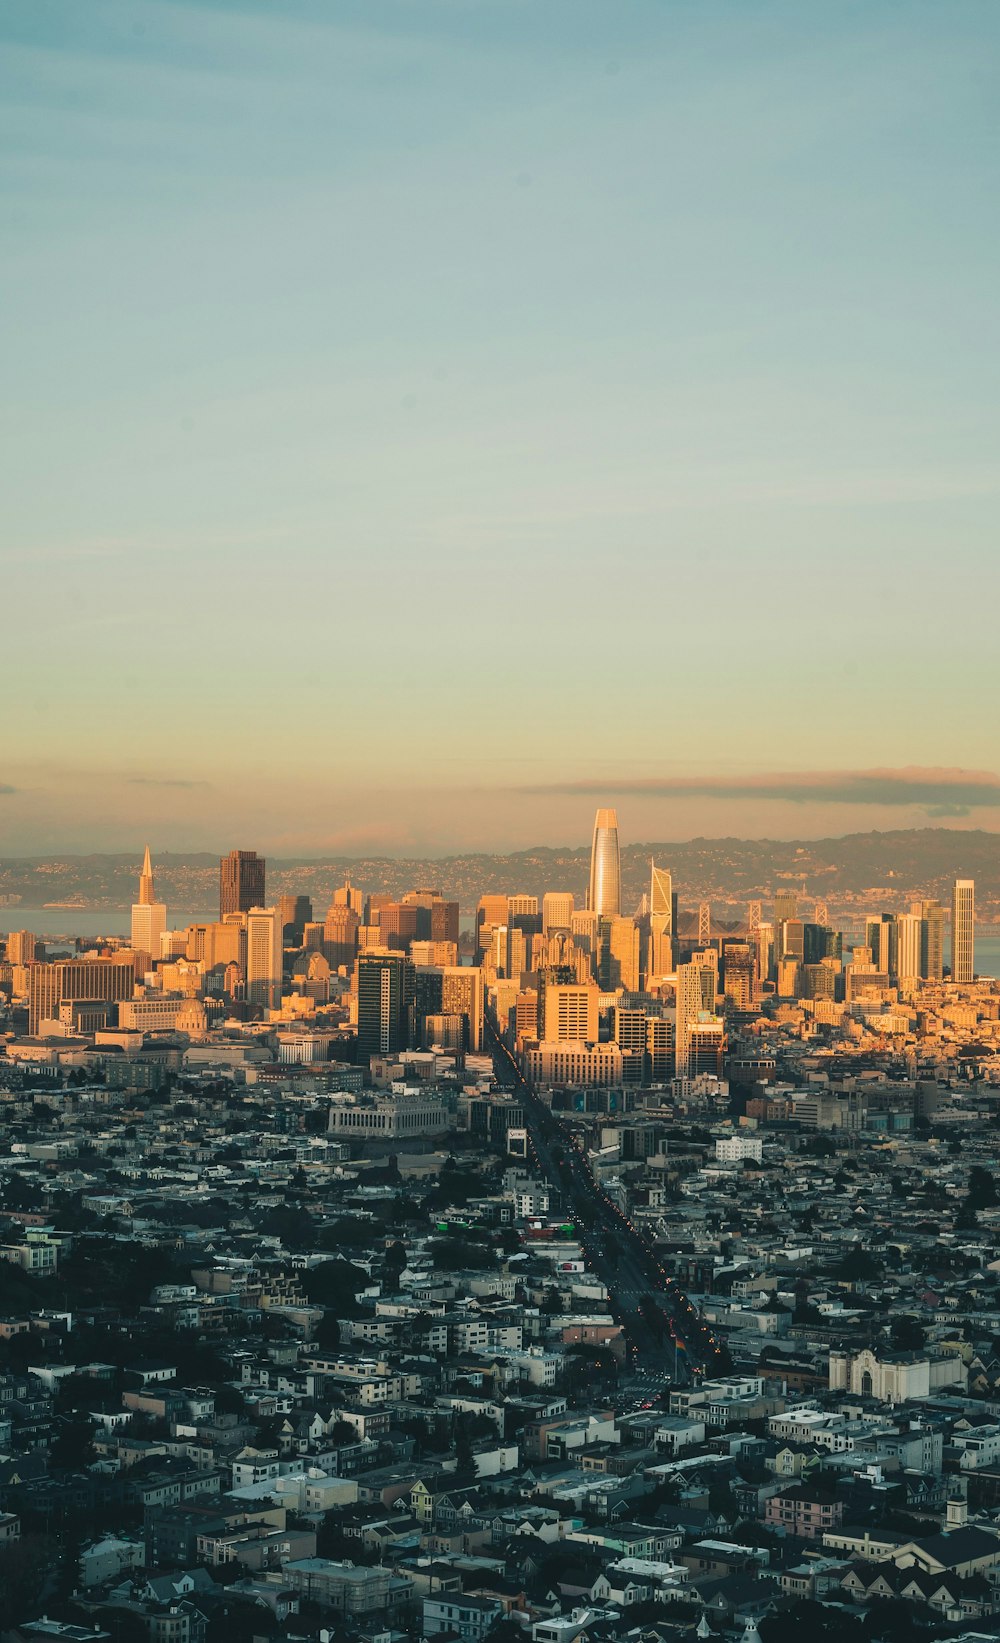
[951,879,975,983]
[357,951,415,1059]
[246,905,283,1010]
[588,807,621,918]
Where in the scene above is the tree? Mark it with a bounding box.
[707,1479,737,1520]
[214,1383,246,1416]
[50,1410,97,1471]
[454,1413,478,1476]
[206,1595,279,1643]
[2,1174,42,1211]
[968,1165,997,1210]
[301,1258,370,1311]
[258,1203,315,1250]
[562,1343,619,1396]
[431,1157,481,1209]
[727,1519,778,1550]
[762,1601,863,1643]
[430,1237,496,1272]
[0,1535,58,1624]
[889,1314,925,1352]
[316,1515,378,1563]
[0,1261,43,1313]
[383,1240,407,1283]
[484,1621,525,1643]
[861,1599,921,1643]
[834,1246,882,1283]
[319,1216,378,1251]
[253,1415,283,1448]
[315,1311,341,1350]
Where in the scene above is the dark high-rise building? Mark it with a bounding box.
[774,890,798,926]
[402,889,460,945]
[413,965,484,1050]
[803,923,841,965]
[378,902,419,952]
[220,850,265,919]
[323,902,360,970]
[507,894,542,939]
[279,895,313,945]
[865,914,897,977]
[721,941,756,1009]
[919,899,945,981]
[356,951,415,1060]
[430,900,460,944]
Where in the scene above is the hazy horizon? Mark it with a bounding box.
[2,817,999,864]
[3,1,999,853]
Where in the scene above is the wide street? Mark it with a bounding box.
[484,1011,730,1381]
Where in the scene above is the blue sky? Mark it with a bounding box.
[2,0,999,854]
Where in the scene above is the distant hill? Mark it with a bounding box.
[1,829,997,921]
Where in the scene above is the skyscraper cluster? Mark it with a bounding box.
[1,810,981,1098]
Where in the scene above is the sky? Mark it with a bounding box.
[2,0,999,856]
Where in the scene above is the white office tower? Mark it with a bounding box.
[588,807,621,917]
[491,924,527,981]
[542,892,575,935]
[246,906,283,1009]
[649,860,674,978]
[130,845,167,962]
[951,879,975,983]
[756,921,774,984]
[896,912,923,985]
[674,960,706,1077]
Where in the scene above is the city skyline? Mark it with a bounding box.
[4,7,1000,1637]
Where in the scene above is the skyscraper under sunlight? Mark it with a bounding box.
[131,845,167,962]
[588,808,621,919]
[951,879,975,984]
[220,849,266,919]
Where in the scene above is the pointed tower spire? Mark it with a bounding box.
[139,845,155,906]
